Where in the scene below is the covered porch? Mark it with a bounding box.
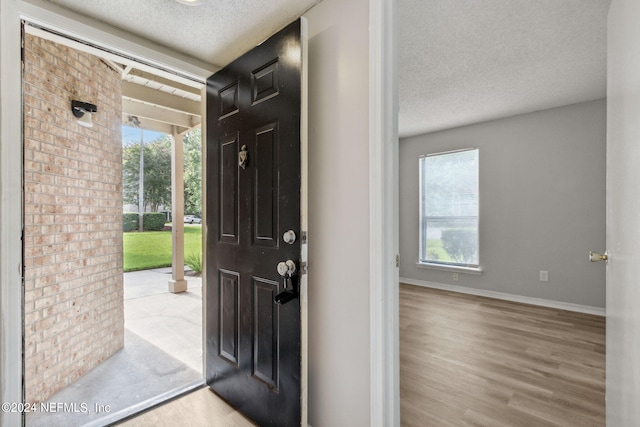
[26,268,203,427]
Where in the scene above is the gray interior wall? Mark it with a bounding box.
[305,0,371,425]
[400,99,606,308]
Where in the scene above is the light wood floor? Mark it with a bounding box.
[400,283,605,427]
[117,387,255,427]
[120,284,605,426]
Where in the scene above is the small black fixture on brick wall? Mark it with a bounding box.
[71,100,97,128]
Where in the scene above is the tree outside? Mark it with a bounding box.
[123,136,171,212]
[122,126,203,271]
[122,127,202,215]
[183,128,202,216]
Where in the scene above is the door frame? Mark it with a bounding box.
[0,2,23,425]
[369,0,399,426]
[0,1,399,426]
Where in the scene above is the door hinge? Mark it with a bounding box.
[396,254,400,268]
[301,231,307,244]
[300,261,308,275]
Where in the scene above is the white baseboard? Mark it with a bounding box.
[400,277,605,316]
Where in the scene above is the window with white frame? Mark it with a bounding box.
[419,148,479,268]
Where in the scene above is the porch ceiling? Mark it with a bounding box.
[24,24,204,135]
[119,65,202,135]
[41,0,323,135]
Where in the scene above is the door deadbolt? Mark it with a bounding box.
[283,230,296,244]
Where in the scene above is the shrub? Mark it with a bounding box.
[143,212,166,231]
[123,213,139,232]
[185,250,202,274]
[441,228,477,264]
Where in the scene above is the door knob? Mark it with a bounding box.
[276,260,297,277]
[589,251,608,263]
[275,260,298,305]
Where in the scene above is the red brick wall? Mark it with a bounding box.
[23,34,124,403]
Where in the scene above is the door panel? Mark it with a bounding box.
[219,83,240,119]
[606,1,640,423]
[253,277,279,388]
[253,122,279,246]
[205,19,304,426]
[252,60,279,104]
[219,136,239,243]
[219,269,240,366]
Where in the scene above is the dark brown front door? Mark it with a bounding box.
[205,19,305,426]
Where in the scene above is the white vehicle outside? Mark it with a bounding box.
[183,215,202,224]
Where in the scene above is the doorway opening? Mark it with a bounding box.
[22,25,205,426]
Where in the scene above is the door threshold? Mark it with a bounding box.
[86,379,206,427]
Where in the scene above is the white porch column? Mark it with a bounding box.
[169,128,188,293]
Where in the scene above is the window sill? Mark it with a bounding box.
[416,262,483,275]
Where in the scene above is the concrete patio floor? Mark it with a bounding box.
[26,268,203,427]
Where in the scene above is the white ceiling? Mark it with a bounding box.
[45,0,321,68]
[399,0,611,137]
[43,0,610,138]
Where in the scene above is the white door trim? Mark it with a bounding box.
[369,0,400,426]
[0,1,24,425]
[1,1,215,425]
[300,16,310,427]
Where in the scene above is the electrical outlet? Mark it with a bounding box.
[539,270,549,282]
[453,273,459,282]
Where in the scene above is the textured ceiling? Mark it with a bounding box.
[399,0,610,137]
[45,0,321,67]
[44,0,610,138]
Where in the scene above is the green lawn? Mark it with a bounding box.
[123,224,202,272]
